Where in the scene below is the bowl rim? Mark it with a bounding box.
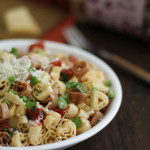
[0,39,122,150]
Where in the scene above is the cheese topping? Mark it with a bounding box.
[30,69,50,83]
[0,55,31,81]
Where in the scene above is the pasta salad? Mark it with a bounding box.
[0,42,116,147]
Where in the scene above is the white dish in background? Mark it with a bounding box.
[0,39,122,150]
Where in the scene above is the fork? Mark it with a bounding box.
[63,26,150,84]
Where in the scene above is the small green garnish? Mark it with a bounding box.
[35,88,40,93]
[91,87,99,93]
[42,110,46,118]
[107,90,116,99]
[22,96,28,103]
[63,93,70,103]
[11,48,21,58]
[1,100,12,108]
[22,96,36,109]
[105,80,112,87]
[60,72,69,82]
[3,128,16,137]
[8,89,18,95]
[26,100,36,109]
[57,97,68,110]
[38,50,46,56]
[8,75,16,84]
[29,66,36,72]
[30,76,40,85]
[31,105,37,112]
[26,111,30,120]
[25,98,36,109]
[9,130,16,137]
[72,117,82,129]
[28,98,36,101]
[3,128,8,132]
[65,82,87,93]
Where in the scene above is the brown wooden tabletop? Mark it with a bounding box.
[67,24,150,150]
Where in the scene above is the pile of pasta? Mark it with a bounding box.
[0,42,116,147]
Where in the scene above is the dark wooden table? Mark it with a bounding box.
[67,24,150,150]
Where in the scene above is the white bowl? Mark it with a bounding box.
[0,39,122,150]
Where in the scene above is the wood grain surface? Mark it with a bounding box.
[66,24,150,150]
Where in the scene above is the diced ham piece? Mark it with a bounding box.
[73,61,90,76]
[91,111,103,127]
[67,91,88,103]
[13,81,32,97]
[0,103,10,120]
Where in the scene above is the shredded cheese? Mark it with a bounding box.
[0,55,31,81]
[30,69,51,83]
[29,115,43,126]
[87,108,95,116]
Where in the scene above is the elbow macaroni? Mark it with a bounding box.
[44,111,61,130]
[42,129,56,144]
[28,125,42,145]
[33,82,53,103]
[0,80,10,96]
[66,103,78,119]
[5,92,23,105]
[12,133,29,147]
[77,109,89,120]
[77,117,91,134]
[17,116,29,133]
[9,104,17,118]
[51,66,61,81]
[54,80,66,95]
[91,91,109,111]
[56,120,76,140]
[15,103,26,116]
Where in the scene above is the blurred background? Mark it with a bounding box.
[0,0,150,41]
[0,0,150,150]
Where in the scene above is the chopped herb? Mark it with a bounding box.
[91,87,99,93]
[9,129,16,137]
[35,88,40,93]
[30,76,40,85]
[3,128,8,132]
[72,117,82,129]
[105,80,112,87]
[29,66,36,72]
[28,98,36,101]
[65,81,78,89]
[25,98,36,109]
[26,100,36,109]
[22,96,28,103]
[22,96,36,109]
[60,72,69,82]
[38,50,46,56]
[63,93,70,103]
[1,100,12,108]
[8,76,16,84]
[107,90,116,99]
[26,111,30,120]
[57,97,67,110]
[3,128,16,137]
[42,110,46,118]
[8,89,18,95]
[11,48,21,58]
[65,82,87,93]
[31,105,37,112]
